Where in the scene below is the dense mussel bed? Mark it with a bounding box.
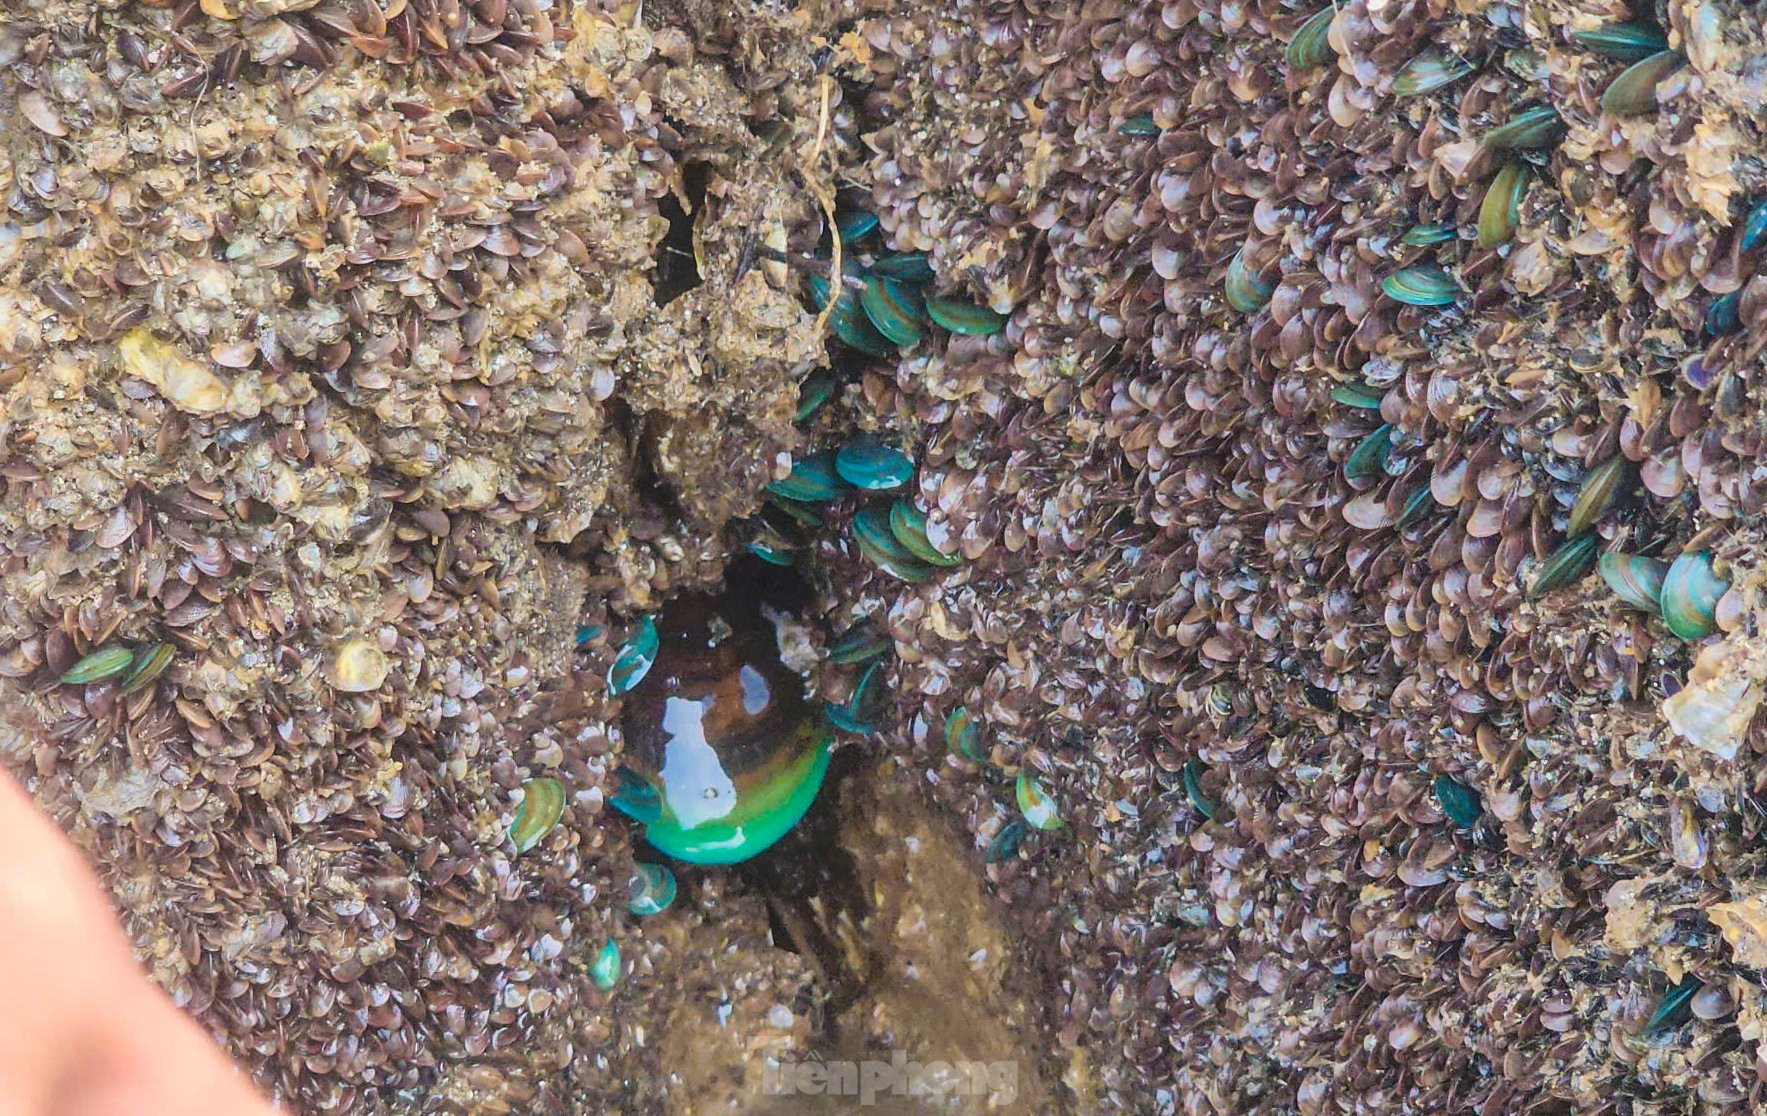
[11,0,1767,1111]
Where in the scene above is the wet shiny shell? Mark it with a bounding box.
[1285,7,1336,70]
[836,209,878,243]
[1707,290,1741,337]
[1483,105,1564,151]
[510,777,566,854]
[1224,250,1274,313]
[869,252,935,283]
[835,436,914,490]
[1597,553,1666,616]
[1660,551,1727,640]
[1016,770,1063,830]
[62,645,134,684]
[860,275,926,347]
[624,863,677,916]
[925,296,1007,336]
[119,643,175,694]
[1400,223,1456,246]
[1397,486,1436,530]
[809,273,895,359]
[889,499,962,567]
[828,660,887,734]
[1599,50,1684,116]
[829,622,890,665]
[1182,761,1216,820]
[1566,457,1631,536]
[618,572,832,865]
[1573,21,1669,62]
[1393,50,1474,97]
[1434,775,1482,827]
[795,370,837,422]
[1529,533,1596,596]
[590,939,622,991]
[767,451,848,502]
[1476,162,1530,249]
[1330,382,1385,410]
[1344,424,1393,481]
[982,818,1028,863]
[853,504,936,583]
[1645,976,1702,1034]
[1116,114,1159,137]
[1741,197,1767,253]
[607,615,660,696]
[1381,264,1459,306]
[945,706,985,761]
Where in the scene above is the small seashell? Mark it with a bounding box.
[1573,21,1669,62]
[1397,486,1436,530]
[1393,50,1474,97]
[827,660,888,733]
[1659,551,1727,640]
[1599,50,1684,116]
[510,777,566,853]
[1285,7,1336,71]
[1224,250,1274,313]
[925,296,1007,336]
[331,637,390,692]
[1529,534,1596,597]
[835,436,914,490]
[61,645,135,685]
[1740,197,1767,253]
[1476,163,1531,249]
[1380,264,1459,306]
[19,91,67,137]
[1706,290,1741,337]
[1434,774,1482,827]
[982,818,1028,863]
[1597,552,1666,615]
[809,273,894,359]
[1566,457,1632,535]
[606,616,659,696]
[624,863,677,916]
[590,939,621,991]
[1016,770,1063,830]
[1482,105,1564,151]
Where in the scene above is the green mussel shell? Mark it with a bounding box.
[1597,552,1666,616]
[835,435,914,490]
[768,451,848,503]
[1660,550,1727,640]
[1574,21,1669,62]
[1529,533,1596,596]
[852,505,935,583]
[591,939,622,991]
[1117,114,1160,137]
[1645,975,1701,1035]
[889,500,962,567]
[982,818,1028,863]
[810,273,895,358]
[510,777,566,854]
[61,645,135,684]
[795,370,837,422]
[860,275,926,347]
[1434,774,1482,828]
[945,706,985,761]
[1742,197,1767,253]
[1344,424,1393,481]
[1397,485,1437,529]
[1380,264,1460,306]
[836,210,878,243]
[1400,223,1456,246]
[624,863,677,916]
[869,252,936,283]
[1285,6,1337,70]
[925,296,1007,336]
[1477,162,1531,249]
[829,622,890,665]
[1224,250,1275,313]
[746,532,795,567]
[827,661,887,734]
[1566,456,1632,536]
[607,615,660,696]
[766,492,826,528]
[1331,382,1385,410]
[1707,290,1741,337]
[1600,50,1684,116]
[1393,49,1474,97]
[1483,105,1564,151]
[1182,761,1216,820]
[1016,770,1063,830]
[120,643,175,694]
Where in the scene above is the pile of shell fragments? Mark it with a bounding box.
[12,0,1767,1109]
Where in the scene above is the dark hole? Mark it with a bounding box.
[764,897,801,954]
[653,160,709,305]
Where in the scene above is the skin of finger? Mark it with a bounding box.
[0,773,275,1115]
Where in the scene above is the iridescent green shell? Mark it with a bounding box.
[617,570,833,865]
[1182,761,1216,820]
[1483,105,1564,151]
[62,645,135,684]
[1707,290,1741,337]
[120,643,175,694]
[945,706,985,761]
[1741,198,1767,253]
[606,615,659,696]
[1529,533,1596,597]
[1434,774,1482,828]
[1598,552,1666,616]
[1393,50,1474,97]
[1224,250,1274,313]
[859,275,925,347]
[1659,551,1727,640]
[1573,21,1668,62]
[767,451,847,503]
[852,505,935,583]
[925,296,1007,336]
[591,939,622,991]
[1380,264,1459,306]
[510,777,566,854]
[1285,7,1337,70]
[1645,975,1701,1034]
[1476,162,1530,249]
[808,272,894,359]
[869,252,936,283]
[889,500,962,567]
[1400,223,1456,246]
[827,661,887,734]
[1396,485,1436,529]
[835,435,914,490]
[1016,770,1063,831]
[829,622,890,665]
[1344,424,1393,481]
[982,818,1028,863]
[1566,457,1632,535]
[1331,382,1385,410]
[795,370,837,422]
[836,210,878,243]
[1117,114,1160,137]
[624,863,677,916]
[1600,50,1684,117]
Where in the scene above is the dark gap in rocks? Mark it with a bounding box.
[653,159,709,305]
